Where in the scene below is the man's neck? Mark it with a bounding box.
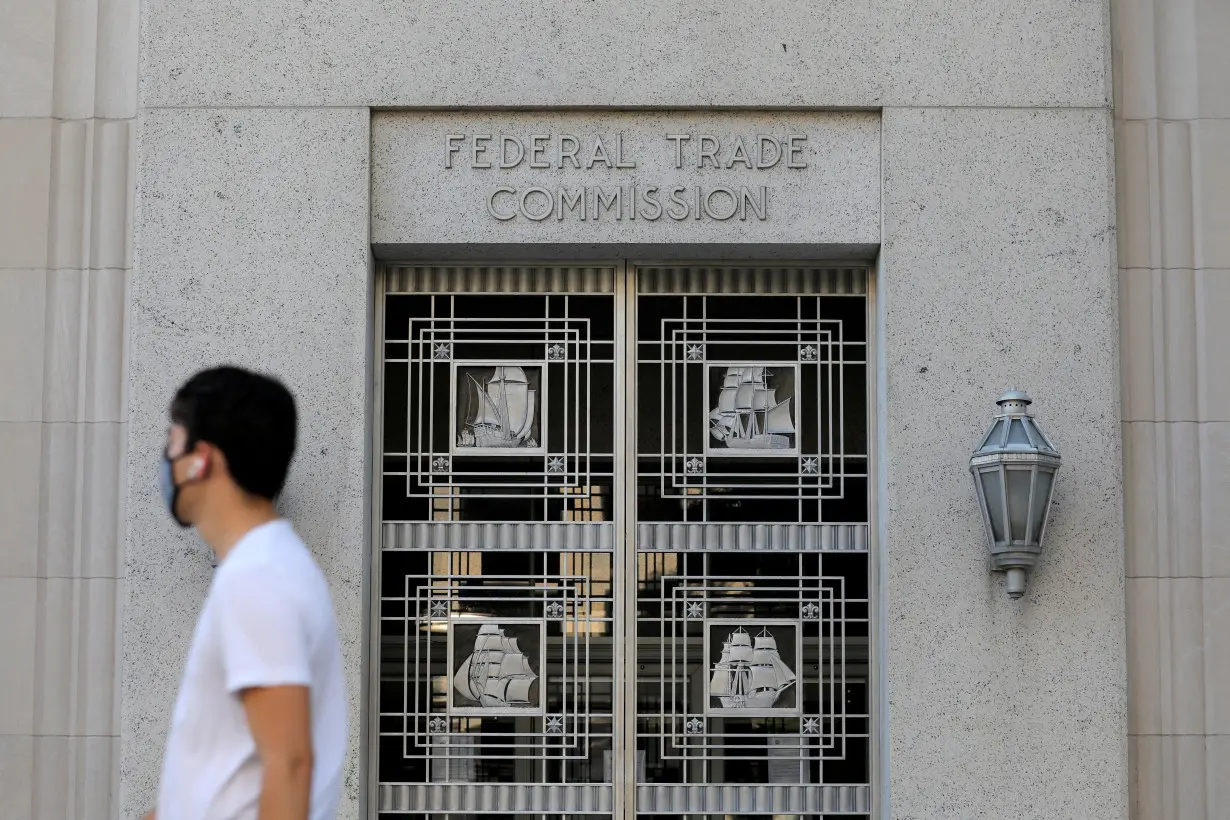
[196,495,280,563]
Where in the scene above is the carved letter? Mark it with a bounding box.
[666,134,690,169]
[787,135,808,168]
[487,186,516,220]
[640,186,663,220]
[704,186,738,221]
[697,135,719,169]
[587,136,612,170]
[500,136,525,169]
[472,135,492,169]
[557,187,585,220]
[694,186,702,220]
[757,135,781,169]
[726,136,753,169]
[559,135,581,169]
[615,134,636,168]
[740,186,768,221]
[445,134,465,169]
[666,185,689,220]
[594,186,622,220]
[519,187,553,221]
[529,135,551,168]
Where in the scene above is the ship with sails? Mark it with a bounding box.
[710,366,795,450]
[457,366,538,449]
[709,627,796,709]
[453,623,538,708]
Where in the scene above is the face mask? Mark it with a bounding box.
[160,451,192,528]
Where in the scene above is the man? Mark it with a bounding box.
[145,366,347,820]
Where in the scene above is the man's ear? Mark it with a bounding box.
[187,442,213,479]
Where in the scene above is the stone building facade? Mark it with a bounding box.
[0,0,1226,818]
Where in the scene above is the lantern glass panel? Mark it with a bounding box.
[979,469,1006,542]
[1006,468,1033,542]
[1006,419,1031,448]
[1029,469,1054,540]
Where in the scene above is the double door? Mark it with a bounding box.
[371,263,873,819]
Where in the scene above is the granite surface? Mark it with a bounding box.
[138,0,1109,109]
[881,106,1125,819]
[123,107,370,820]
[372,111,880,248]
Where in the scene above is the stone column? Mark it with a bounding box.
[1112,0,1230,816]
[0,0,136,817]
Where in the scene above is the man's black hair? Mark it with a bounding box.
[170,366,297,500]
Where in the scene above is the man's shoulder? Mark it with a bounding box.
[222,526,331,603]
[225,521,311,568]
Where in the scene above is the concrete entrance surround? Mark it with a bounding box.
[0,0,1222,818]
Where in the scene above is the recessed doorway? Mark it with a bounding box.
[369,262,874,820]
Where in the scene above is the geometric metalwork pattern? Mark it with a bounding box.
[637,281,868,526]
[382,270,615,524]
[376,264,873,818]
[378,268,621,817]
[405,317,593,504]
[636,552,869,790]
[379,551,613,783]
[631,269,872,817]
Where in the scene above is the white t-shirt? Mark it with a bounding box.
[156,519,348,820]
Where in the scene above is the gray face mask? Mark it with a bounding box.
[160,449,191,528]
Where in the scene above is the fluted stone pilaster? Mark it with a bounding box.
[1112,0,1230,816]
[0,0,135,815]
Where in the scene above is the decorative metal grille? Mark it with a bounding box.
[375,264,872,819]
[377,267,618,817]
[382,266,616,525]
[632,269,871,818]
[635,275,869,529]
[633,552,870,808]
[378,552,614,777]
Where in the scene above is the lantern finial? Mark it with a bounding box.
[996,390,1032,412]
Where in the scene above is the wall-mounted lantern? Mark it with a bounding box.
[969,390,1061,599]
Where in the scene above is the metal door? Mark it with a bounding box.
[370,263,874,820]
